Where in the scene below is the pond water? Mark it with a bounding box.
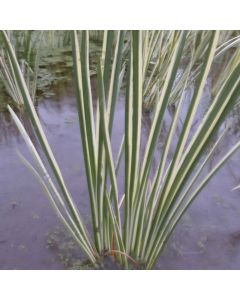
[1,80,240,269]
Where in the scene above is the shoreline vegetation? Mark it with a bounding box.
[1,30,240,269]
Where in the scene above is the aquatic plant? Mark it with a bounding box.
[0,31,43,108]
[3,30,240,269]
[142,31,240,111]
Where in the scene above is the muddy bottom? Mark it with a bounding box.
[1,82,240,269]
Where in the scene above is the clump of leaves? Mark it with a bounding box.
[3,30,240,269]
